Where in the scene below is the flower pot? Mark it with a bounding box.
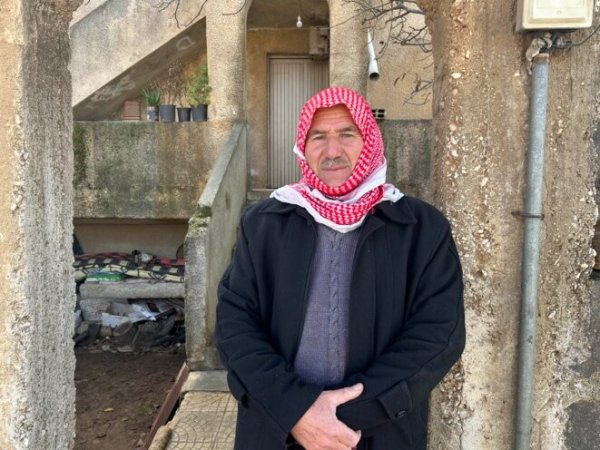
[191,104,208,122]
[146,106,159,122]
[159,105,176,123]
[177,107,192,122]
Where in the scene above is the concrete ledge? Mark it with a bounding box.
[80,281,184,299]
[182,371,229,394]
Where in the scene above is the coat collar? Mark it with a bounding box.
[257,197,418,226]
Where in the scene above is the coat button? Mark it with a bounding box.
[395,410,406,419]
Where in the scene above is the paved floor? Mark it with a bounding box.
[161,371,237,450]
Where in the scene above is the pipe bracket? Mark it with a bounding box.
[512,211,545,220]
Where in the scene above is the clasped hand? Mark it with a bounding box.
[291,383,363,450]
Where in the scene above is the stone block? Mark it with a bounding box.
[80,280,184,299]
[182,371,229,394]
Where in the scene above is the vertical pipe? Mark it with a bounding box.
[514,52,550,450]
[367,30,380,81]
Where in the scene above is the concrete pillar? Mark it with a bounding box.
[418,0,600,448]
[328,0,367,95]
[0,0,79,448]
[206,0,249,124]
[204,0,250,170]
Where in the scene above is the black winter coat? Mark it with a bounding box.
[215,197,465,450]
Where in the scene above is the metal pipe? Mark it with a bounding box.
[367,30,379,81]
[514,52,550,450]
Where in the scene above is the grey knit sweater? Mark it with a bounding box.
[293,224,361,388]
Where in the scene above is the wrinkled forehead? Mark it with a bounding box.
[308,105,360,132]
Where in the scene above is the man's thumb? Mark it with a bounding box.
[332,383,364,405]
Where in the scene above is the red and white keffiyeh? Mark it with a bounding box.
[272,87,402,232]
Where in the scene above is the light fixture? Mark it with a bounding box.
[296,15,303,28]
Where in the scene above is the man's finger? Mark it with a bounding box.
[335,424,361,448]
[328,383,364,406]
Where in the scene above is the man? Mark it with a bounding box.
[215,87,465,450]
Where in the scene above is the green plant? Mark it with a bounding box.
[188,64,212,107]
[141,88,161,107]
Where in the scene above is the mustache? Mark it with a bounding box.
[319,157,351,170]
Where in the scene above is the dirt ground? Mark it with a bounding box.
[75,347,185,450]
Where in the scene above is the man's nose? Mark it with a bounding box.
[323,137,344,158]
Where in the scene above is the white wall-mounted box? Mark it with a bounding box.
[516,0,594,31]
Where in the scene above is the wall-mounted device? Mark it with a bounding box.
[309,27,329,59]
[516,0,594,31]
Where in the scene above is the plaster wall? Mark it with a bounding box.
[367,13,432,120]
[0,0,78,448]
[247,28,311,189]
[186,124,248,371]
[379,120,432,201]
[73,122,210,219]
[418,0,600,448]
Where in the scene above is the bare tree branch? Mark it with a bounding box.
[222,0,252,16]
[149,0,208,29]
[344,0,433,103]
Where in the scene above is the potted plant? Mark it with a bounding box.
[177,105,191,122]
[176,83,191,122]
[188,64,211,122]
[158,64,179,123]
[141,88,160,121]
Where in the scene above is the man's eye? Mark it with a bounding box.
[341,133,355,138]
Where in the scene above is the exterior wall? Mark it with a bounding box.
[247,28,311,189]
[73,122,210,219]
[379,120,432,201]
[367,14,432,120]
[186,124,248,371]
[0,0,78,448]
[419,0,600,449]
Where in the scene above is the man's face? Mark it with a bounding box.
[304,105,364,188]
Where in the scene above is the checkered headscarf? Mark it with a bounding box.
[282,87,398,227]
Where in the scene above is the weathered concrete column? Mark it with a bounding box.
[0,0,80,448]
[205,0,250,167]
[328,0,367,95]
[418,0,600,449]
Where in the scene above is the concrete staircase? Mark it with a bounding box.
[70,0,207,120]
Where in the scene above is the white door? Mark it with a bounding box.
[268,57,328,188]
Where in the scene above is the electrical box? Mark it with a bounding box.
[309,27,329,59]
[516,0,594,31]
